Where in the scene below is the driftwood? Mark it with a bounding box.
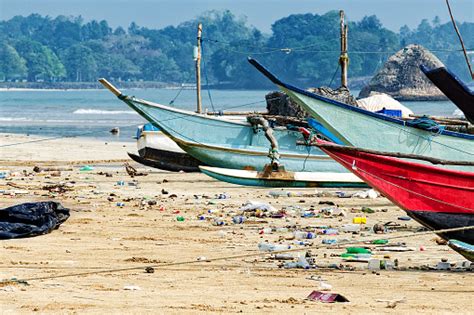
[124,162,148,177]
[33,166,72,172]
[297,141,474,166]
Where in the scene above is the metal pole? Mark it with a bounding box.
[446,0,474,79]
[196,23,203,113]
[339,10,349,88]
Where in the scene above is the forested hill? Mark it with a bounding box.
[0,11,472,88]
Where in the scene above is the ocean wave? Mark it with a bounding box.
[0,117,32,122]
[73,108,138,115]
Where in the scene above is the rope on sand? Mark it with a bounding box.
[2,225,472,284]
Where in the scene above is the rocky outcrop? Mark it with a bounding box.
[359,44,447,101]
[266,86,358,119]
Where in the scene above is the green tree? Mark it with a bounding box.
[13,39,65,81]
[0,42,28,80]
[61,44,97,81]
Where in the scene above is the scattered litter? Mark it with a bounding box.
[361,206,375,214]
[123,285,141,291]
[306,291,349,303]
[398,216,412,221]
[353,217,367,224]
[376,297,406,309]
[319,281,332,291]
[145,267,155,273]
[124,163,147,177]
[79,165,94,171]
[258,243,291,252]
[352,189,379,199]
[241,201,276,212]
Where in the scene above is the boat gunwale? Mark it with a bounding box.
[129,96,260,128]
[248,58,474,141]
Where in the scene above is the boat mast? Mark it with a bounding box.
[339,10,349,88]
[195,23,203,113]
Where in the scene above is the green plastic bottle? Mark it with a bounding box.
[372,239,389,245]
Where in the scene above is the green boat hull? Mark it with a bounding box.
[248,58,474,172]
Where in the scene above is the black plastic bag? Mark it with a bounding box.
[0,201,70,239]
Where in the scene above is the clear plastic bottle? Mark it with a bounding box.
[294,231,316,239]
[258,243,291,252]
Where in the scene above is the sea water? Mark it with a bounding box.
[0,88,268,141]
[0,88,460,141]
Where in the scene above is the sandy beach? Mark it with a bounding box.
[0,133,472,314]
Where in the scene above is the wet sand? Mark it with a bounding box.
[0,134,472,314]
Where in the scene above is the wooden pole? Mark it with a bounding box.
[196,23,203,113]
[446,0,474,80]
[339,10,349,88]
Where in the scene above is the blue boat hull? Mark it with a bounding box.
[120,96,349,173]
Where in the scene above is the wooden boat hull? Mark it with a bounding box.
[119,96,348,173]
[128,152,201,172]
[315,141,474,244]
[199,166,367,188]
[248,58,474,171]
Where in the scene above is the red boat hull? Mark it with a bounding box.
[318,142,474,243]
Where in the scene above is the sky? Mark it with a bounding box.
[0,0,473,33]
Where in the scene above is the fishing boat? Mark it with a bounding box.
[199,165,365,188]
[98,79,349,174]
[448,240,474,262]
[128,123,202,172]
[248,58,474,169]
[421,65,474,123]
[313,138,474,245]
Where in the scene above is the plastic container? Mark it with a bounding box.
[353,217,367,224]
[176,216,185,222]
[258,243,291,252]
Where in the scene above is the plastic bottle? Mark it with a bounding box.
[212,218,224,226]
[258,243,291,252]
[341,224,361,233]
[116,202,125,207]
[232,216,246,224]
[176,216,185,222]
[297,255,310,269]
[274,227,289,233]
[268,191,289,198]
[294,231,316,239]
[259,227,272,234]
[346,247,372,254]
[323,228,339,235]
